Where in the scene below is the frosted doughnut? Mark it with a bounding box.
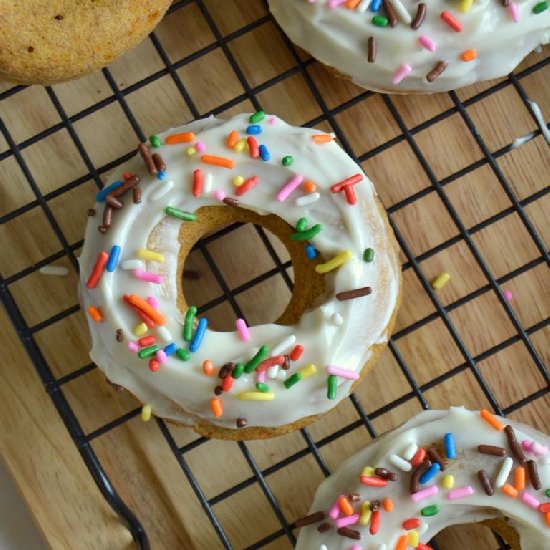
[268,0,550,93]
[295,407,550,549]
[79,113,400,439]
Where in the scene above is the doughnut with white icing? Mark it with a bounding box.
[295,407,550,549]
[268,0,550,93]
[79,113,401,439]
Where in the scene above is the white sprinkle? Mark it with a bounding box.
[320,545,328,550]
[358,0,370,12]
[156,325,172,343]
[267,365,280,379]
[121,259,144,270]
[418,522,429,535]
[389,454,412,472]
[271,334,296,356]
[39,265,69,276]
[277,369,288,381]
[527,99,550,145]
[331,313,344,326]
[150,180,174,201]
[392,0,412,23]
[295,192,321,207]
[495,456,513,488]
[204,172,213,193]
[403,442,418,461]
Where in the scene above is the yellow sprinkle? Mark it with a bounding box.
[359,501,371,525]
[408,530,419,547]
[141,404,152,422]
[237,392,275,401]
[361,466,375,476]
[315,250,352,274]
[460,0,474,10]
[442,474,455,489]
[186,146,196,156]
[299,364,317,379]
[233,175,245,187]
[431,272,450,289]
[133,322,148,336]
[136,249,165,263]
[235,138,247,153]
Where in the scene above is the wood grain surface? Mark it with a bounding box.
[0,1,549,549]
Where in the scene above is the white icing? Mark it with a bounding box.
[79,114,400,431]
[268,0,550,92]
[296,408,550,549]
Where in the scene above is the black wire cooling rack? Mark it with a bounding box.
[0,1,549,548]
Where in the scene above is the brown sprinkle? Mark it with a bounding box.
[527,459,541,490]
[223,197,239,207]
[426,61,448,83]
[132,186,142,204]
[348,492,361,502]
[152,153,166,173]
[336,286,372,301]
[110,176,140,198]
[115,329,123,342]
[98,225,108,234]
[504,425,526,465]
[106,195,123,209]
[427,447,446,471]
[236,417,248,429]
[219,363,234,379]
[101,206,112,229]
[501,0,510,6]
[370,499,380,512]
[411,2,426,29]
[282,354,291,370]
[138,142,158,175]
[367,36,376,63]
[478,444,507,457]
[317,522,331,533]
[411,460,432,494]
[375,467,398,481]
[478,469,494,496]
[383,0,397,26]
[295,511,325,528]
[87,208,96,216]
[214,386,223,396]
[337,527,360,540]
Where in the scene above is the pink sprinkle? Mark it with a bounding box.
[447,485,474,500]
[134,269,163,284]
[256,370,267,383]
[128,342,139,353]
[146,296,159,309]
[214,189,225,201]
[236,318,250,342]
[392,63,412,85]
[195,141,206,152]
[328,0,346,6]
[156,350,167,364]
[418,35,437,52]
[329,495,344,519]
[533,442,548,456]
[350,547,361,550]
[508,2,520,22]
[326,365,359,380]
[522,439,535,452]
[268,116,277,125]
[521,491,540,509]
[276,174,304,202]
[335,513,359,528]
[412,486,438,502]
[503,290,513,301]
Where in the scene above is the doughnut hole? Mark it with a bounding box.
[178,205,326,331]
[434,518,520,549]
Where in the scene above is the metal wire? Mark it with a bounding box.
[0,0,548,548]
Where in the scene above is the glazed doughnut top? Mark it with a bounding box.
[79,113,400,432]
[268,0,550,92]
[296,407,550,549]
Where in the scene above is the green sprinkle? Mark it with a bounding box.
[175,348,190,361]
[284,372,302,389]
[546,488,550,498]
[256,382,270,392]
[232,363,245,379]
[165,206,197,221]
[282,155,294,167]
[138,345,160,359]
[149,135,161,148]
[295,217,308,232]
[372,15,389,27]
[421,504,441,517]
[533,0,548,12]
[291,224,322,242]
[249,110,265,124]
[183,306,197,342]
[244,345,269,373]
[327,375,338,399]
[363,248,375,262]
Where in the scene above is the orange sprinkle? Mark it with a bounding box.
[201,155,235,169]
[395,535,408,550]
[311,134,334,144]
[227,130,239,149]
[303,180,317,193]
[126,294,166,326]
[338,496,354,516]
[480,409,505,431]
[382,498,394,512]
[347,0,361,8]
[514,466,525,490]
[165,132,195,144]
[501,483,518,498]
[203,360,214,376]
[545,512,550,527]
[210,397,223,418]
[460,49,477,62]
[87,306,103,322]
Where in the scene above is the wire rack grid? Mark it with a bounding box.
[0,0,549,549]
